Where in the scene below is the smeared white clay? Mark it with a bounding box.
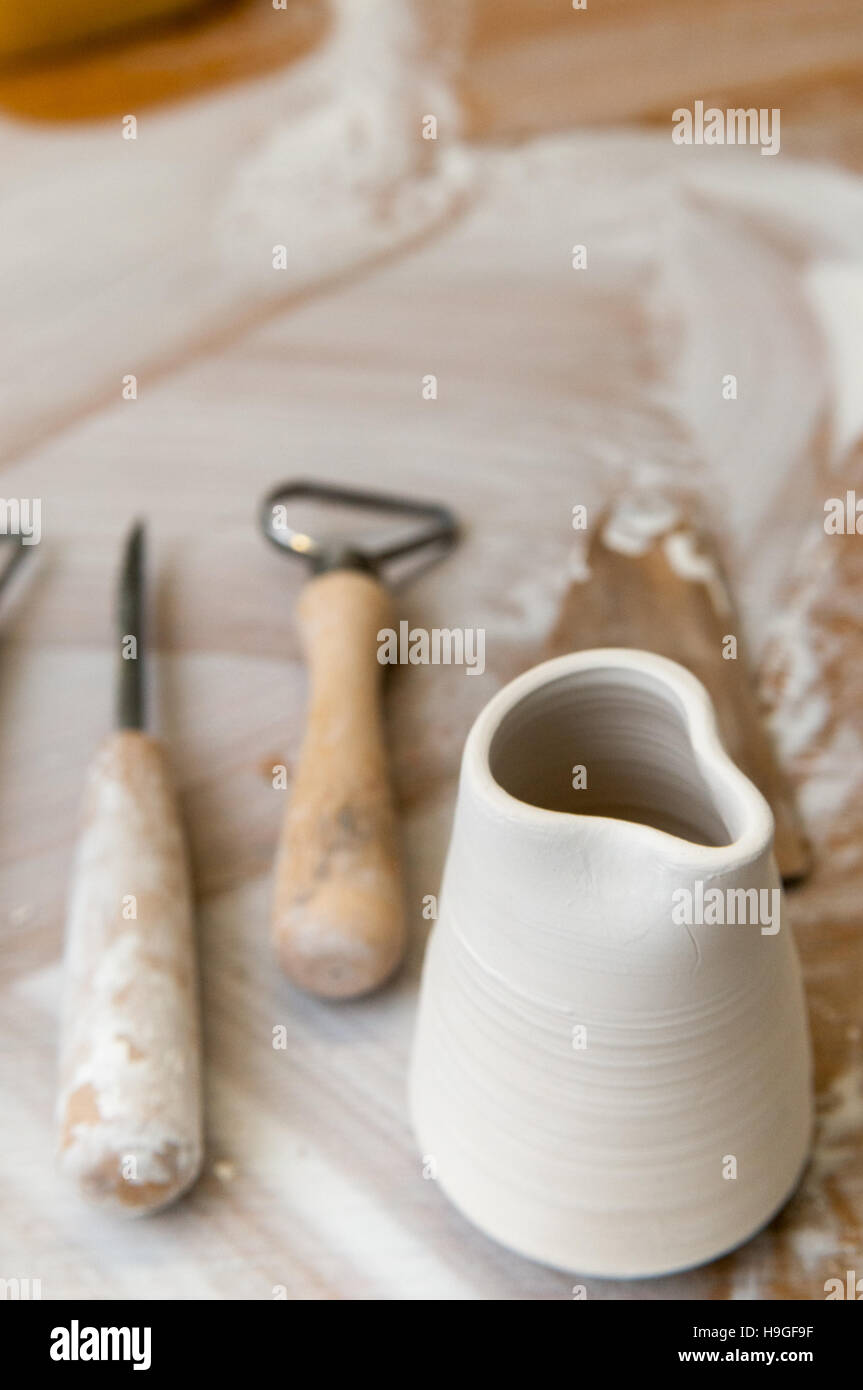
[410,650,813,1277]
[57,732,202,1215]
[601,494,681,556]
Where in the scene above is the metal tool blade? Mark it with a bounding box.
[116,521,146,731]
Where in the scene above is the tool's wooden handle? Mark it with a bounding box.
[57,730,202,1215]
[273,569,405,999]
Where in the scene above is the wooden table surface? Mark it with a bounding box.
[0,0,861,1299]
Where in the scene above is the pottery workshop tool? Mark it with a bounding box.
[261,480,458,1001]
[57,523,203,1214]
[0,532,29,596]
[546,493,811,883]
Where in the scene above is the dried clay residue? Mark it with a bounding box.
[759,448,863,873]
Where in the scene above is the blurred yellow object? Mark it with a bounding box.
[0,0,327,122]
[0,0,213,62]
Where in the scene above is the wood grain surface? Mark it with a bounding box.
[0,0,861,1300]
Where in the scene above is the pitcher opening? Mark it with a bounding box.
[488,665,735,847]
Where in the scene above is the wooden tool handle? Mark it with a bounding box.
[546,501,811,883]
[272,569,405,999]
[57,730,202,1215]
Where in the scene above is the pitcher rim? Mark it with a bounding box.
[466,648,776,871]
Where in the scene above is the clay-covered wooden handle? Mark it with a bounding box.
[272,569,405,999]
[57,729,203,1215]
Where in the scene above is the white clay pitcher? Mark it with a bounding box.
[409,649,813,1277]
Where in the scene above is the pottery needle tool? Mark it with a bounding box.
[261,480,458,1000]
[57,522,203,1214]
[545,493,811,883]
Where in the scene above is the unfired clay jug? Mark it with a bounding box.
[409,649,813,1277]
